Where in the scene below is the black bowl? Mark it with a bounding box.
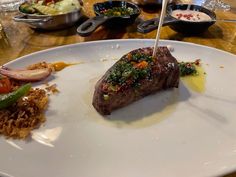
[137,4,216,35]
[77,1,141,36]
[94,1,141,26]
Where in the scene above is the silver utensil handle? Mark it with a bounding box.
[13,15,52,23]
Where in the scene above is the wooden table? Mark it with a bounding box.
[0,0,236,176]
[0,0,236,66]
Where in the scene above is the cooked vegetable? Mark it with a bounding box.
[0,67,52,82]
[54,0,80,13]
[20,3,37,14]
[20,0,81,15]
[0,83,31,109]
[134,61,149,69]
[178,60,200,76]
[33,4,59,15]
[0,76,11,94]
[101,7,134,17]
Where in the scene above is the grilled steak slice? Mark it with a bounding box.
[92,47,180,115]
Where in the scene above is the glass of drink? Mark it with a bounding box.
[0,0,25,11]
[202,0,230,11]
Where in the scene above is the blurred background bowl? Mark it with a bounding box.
[129,0,162,5]
[137,4,216,35]
[13,2,84,30]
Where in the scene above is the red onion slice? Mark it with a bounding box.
[0,67,52,82]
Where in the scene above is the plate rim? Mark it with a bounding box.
[4,39,236,66]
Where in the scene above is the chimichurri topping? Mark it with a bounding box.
[105,54,201,92]
[129,53,153,62]
[178,59,200,76]
[101,7,134,17]
[106,53,154,88]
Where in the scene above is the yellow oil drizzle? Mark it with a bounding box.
[181,66,206,93]
[81,64,205,128]
[52,62,79,71]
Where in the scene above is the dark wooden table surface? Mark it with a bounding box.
[0,0,236,176]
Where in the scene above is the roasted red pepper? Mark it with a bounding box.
[0,76,11,94]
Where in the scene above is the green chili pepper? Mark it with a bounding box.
[0,83,31,109]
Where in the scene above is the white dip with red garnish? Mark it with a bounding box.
[171,10,212,22]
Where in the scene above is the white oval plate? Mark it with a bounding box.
[1,39,236,177]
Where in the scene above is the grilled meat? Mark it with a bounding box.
[92,47,180,115]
